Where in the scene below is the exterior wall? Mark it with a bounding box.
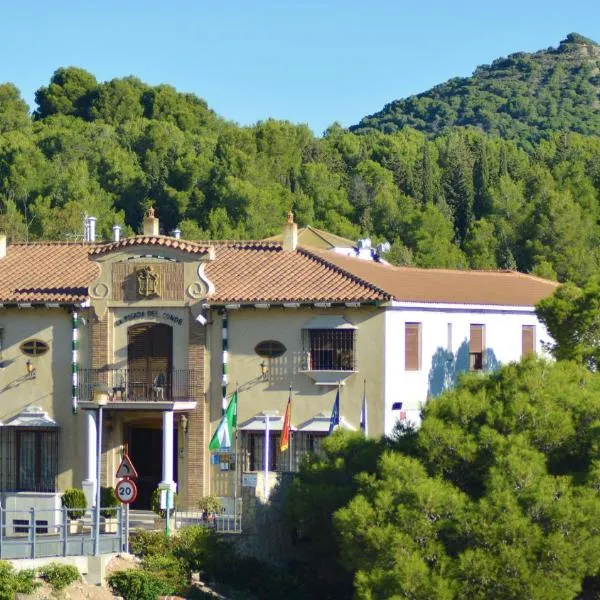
[0,308,85,491]
[384,304,552,433]
[207,306,385,495]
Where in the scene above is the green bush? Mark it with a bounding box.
[39,562,80,590]
[150,487,176,518]
[0,561,39,600]
[100,486,119,519]
[107,569,176,600]
[130,529,173,558]
[61,487,87,520]
[197,495,221,516]
[141,553,185,586]
[172,525,219,575]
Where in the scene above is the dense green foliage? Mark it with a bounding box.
[107,569,177,600]
[287,359,600,599]
[353,34,600,146]
[100,485,119,518]
[39,562,80,590]
[0,562,38,599]
[2,43,600,282]
[537,279,600,370]
[60,487,87,520]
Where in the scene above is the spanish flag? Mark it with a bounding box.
[280,387,292,452]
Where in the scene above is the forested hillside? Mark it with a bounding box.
[1,35,600,285]
[352,33,600,146]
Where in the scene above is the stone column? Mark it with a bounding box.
[161,410,175,489]
[82,411,97,507]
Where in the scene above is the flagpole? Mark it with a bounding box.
[233,384,239,519]
[289,385,293,472]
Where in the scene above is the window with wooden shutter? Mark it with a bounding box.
[405,323,421,371]
[469,324,485,370]
[522,325,535,357]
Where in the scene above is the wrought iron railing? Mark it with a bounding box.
[78,369,202,403]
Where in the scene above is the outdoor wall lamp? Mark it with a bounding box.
[25,359,36,378]
[260,360,269,380]
[179,414,188,434]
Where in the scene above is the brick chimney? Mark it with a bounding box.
[282,211,298,252]
[143,207,159,236]
[0,234,6,259]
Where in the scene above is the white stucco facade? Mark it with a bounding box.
[383,301,552,434]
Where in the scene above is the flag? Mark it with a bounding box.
[209,392,237,451]
[360,385,368,436]
[280,389,292,452]
[328,389,340,434]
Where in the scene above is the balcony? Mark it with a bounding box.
[77,369,202,410]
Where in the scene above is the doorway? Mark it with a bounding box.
[127,323,172,400]
[128,425,178,510]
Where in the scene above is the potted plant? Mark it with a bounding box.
[100,486,119,533]
[198,495,221,524]
[61,488,87,534]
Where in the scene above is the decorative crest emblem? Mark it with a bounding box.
[137,266,160,297]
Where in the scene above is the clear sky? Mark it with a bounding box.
[1,1,599,136]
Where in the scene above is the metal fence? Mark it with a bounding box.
[174,509,242,534]
[0,506,124,560]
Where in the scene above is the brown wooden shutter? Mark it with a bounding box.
[470,325,484,353]
[405,323,421,371]
[522,325,535,356]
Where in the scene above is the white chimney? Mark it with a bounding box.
[85,217,97,242]
[171,228,181,239]
[0,234,6,259]
[282,211,298,252]
[112,225,121,242]
[143,207,159,236]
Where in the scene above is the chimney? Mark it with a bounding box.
[112,225,121,242]
[0,234,6,259]
[143,207,159,236]
[85,217,97,242]
[171,228,181,239]
[282,211,298,252]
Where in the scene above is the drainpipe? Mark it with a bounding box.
[221,311,228,413]
[72,310,79,414]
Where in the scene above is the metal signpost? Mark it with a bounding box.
[115,454,138,554]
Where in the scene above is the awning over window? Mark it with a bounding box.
[2,406,58,428]
[296,412,357,432]
[302,316,356,330]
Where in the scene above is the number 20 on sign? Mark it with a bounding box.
[115,478,138,504]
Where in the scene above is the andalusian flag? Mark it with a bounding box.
[328,389,340,434]
[280,388,292,452]
[209,392,237,451]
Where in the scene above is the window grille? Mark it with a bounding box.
[302,329,356,371]
[0,428,58,492]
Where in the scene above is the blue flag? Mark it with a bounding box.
[328,389,340,434]
[360,387,368,437]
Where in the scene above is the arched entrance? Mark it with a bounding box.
[127,323,172,400]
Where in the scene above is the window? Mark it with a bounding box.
[405,323,422,371]
[469,324,485,370]
[303,329,355,371]
[20,339,49,357]
[254,340,287,359]
[0,428,58,492]
[522,325,535,357]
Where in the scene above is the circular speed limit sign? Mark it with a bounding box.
[115,478,138,504]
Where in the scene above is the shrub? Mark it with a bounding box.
[150,487,176,518]
[39,562,80,590]
[141,554,185,586]
[130,529,173,558]
[61,488,87,520]
[172,525,219,575]
[107,569,175,600]
[100,486,119,519]
[197,495,221,516]
[0,562,39,600]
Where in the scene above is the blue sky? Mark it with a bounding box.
[1,1,599,136]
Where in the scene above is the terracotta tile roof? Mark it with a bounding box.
[204,242,390,303]
[312,250,559,306]
[89,235,211,256]
[0,243,97,303]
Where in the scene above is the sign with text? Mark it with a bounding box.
[242,473,258,488]
[115,479,138,504]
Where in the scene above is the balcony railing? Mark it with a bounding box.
[78,369,202,403]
